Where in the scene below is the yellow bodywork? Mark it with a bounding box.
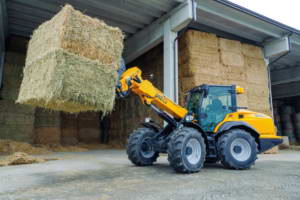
[214,110,280,139]
[118,67,279,141]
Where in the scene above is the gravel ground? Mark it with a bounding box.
[0,150,300,200]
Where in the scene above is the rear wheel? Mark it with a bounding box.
[168,127,206,173]
[127,128,159,166]
[218,129,258,169]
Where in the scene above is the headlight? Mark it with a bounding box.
[185,115,194,122]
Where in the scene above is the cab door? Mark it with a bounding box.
[199,86,236,132]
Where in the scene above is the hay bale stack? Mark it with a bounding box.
[77,112,101,143]
[61,113,79,145]
[0,52,36,143]
[34,108,61,144]
[17,4,124,114]
[178,30,271,116]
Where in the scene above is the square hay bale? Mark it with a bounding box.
[35,127,61,144]
[242,43,263,58]
[219,38,242,53]
[17,5,124,114]
[186,30,219,54]
[220,51,244,67]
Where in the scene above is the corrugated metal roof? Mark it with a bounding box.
[7,0,182,39]
[195,0,300,70]
[4,0,300,71]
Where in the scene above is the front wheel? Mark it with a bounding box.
[168,127,206,173]
[127,128,159,166]
[218,129,258,169]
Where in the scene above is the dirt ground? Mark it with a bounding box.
[0,150,300,200]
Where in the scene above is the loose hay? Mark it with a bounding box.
[0,152,54,167]
[0,140,51,155]
[17,4,124,114]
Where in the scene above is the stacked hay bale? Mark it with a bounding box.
[273,100,283,136]
[292,112,300,143]
[178,30,271,116]
[17,4,124,114]
[61,113,79,145]
[77,112,101,143]
[0,52,36,143]
[34,108,61,144]
[280,105,297,144]
[60,112,101,145]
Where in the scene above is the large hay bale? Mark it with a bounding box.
[220,51,244,67]
[35,127,61,144]
[17,5,124,114]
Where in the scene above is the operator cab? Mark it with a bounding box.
[186,85,243,132]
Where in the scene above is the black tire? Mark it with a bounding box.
[127,128,159,166]
[217,129,258,170]
[168,127,206,173]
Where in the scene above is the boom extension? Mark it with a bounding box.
[116,67,188,120]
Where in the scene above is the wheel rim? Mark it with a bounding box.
[230,138,251,162]
[140,137,155,158]
[185,138,202,165]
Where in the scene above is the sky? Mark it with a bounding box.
[229,0,300,30]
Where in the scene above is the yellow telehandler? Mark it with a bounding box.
[116,66,282,173]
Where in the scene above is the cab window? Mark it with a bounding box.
[200,87,234,132]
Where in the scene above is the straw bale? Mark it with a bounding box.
[221,65,246,81]
[78,112,100,120]
[247,94,270,113]
[247,83,270,97]
[220,51,244,67]
[34,108,61,127]
[17,5,124,114]
[219,38,242,53]
[61,128,78,137]
[242,43,263,58]
[186,30,219,53]
[17,49,119,113]
[1,113,34,125]
[237,94,248,108]
[246,70,268,85]
[78,128,100,143]
[244,56,266,71]
[26,4,124,66]
[61,136,78,145]
[35,127,61,144]
[61,113,78,128]
[189,62,224,77]
[0,100,35,114]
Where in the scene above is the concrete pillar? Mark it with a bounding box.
[264,58,274,118]
[163,19,178,103]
